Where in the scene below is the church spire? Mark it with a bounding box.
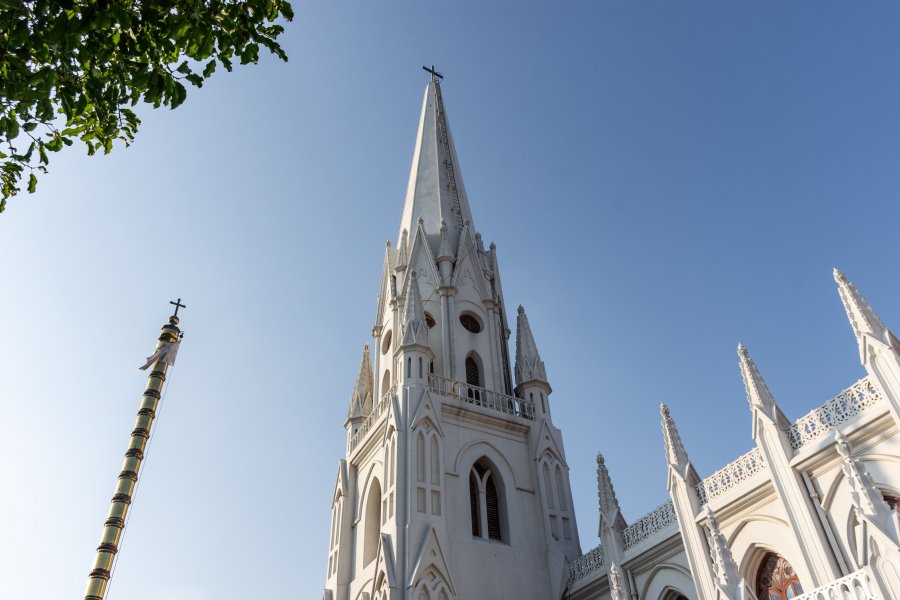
[347,343,373,421]
[515,305,548,387]
[401,270,430,348]
[398,75,474,256]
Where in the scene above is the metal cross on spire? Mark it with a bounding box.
[422,64,443,81]
[169,298,186,317]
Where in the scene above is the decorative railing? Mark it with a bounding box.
[428,375,535,420]
[792,568,881,600]
[623,500,677,549]
[696,447,767,504]
[789,377,883,450]
[349,383,396,452]
[568,544,604,583]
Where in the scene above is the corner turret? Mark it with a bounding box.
[515,305,552,419]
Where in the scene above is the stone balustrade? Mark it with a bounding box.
[349,383,396,453]
[623,501,677,549]
[789,377,883,450]
[792,568,881,600]
[428,374,535,420]
[569,544,604,583]
[696,447,767,504]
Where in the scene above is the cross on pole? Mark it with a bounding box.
[422,65,443,81]
[169,298,186,317]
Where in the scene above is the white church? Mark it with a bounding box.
[321,74,900,600]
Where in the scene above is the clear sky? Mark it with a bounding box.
[2,1,900,598]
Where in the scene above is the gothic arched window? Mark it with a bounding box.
[756,553,803,600]
[883,493,900,515]
[363,479,382,566]
[382,371,391,400]
[415,429,442,515]
[469,459,504,542]
[465,354,481,387]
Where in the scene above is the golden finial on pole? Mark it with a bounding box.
[83,301,185,600]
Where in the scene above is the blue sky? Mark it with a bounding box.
[3,1,900,598]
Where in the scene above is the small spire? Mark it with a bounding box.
[835,430,889,519]
[834,268,889,344]
[401,271,429,347]
[737,343,777,420]
[348,343,373,420]
[596,453,623,526]
[706,509,746,598]
[660,404,690,469]
[396,229,409,271]
[437,219,454,262]
[515,305,548,387]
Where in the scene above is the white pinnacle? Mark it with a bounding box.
[737,343,777,420]
[348,343,373,419]
[660,404,690,469]
[834,268,888,343]
[401,270,430,348]
[515,305,548,387]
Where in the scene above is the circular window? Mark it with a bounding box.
[459,313,482,333]
[425,313,436,328]
[381,330,392,354]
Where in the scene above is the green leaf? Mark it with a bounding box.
[27,174,37,193]
[0,0,294,213]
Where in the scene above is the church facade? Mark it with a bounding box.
[322,77,900,600]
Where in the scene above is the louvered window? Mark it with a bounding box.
[465,356,480,386]
[469,472,481,537]
[469,459,504,542]
[485,476,501,540]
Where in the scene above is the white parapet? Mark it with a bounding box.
[791,568,882,600]
[349,383,396,452]
[789,377,883,451]
[428,374,535,420]
[623,500,677,550]
[568,544,605,583]
[695,447,767,504]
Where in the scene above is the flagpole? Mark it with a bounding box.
[83,308,183,600]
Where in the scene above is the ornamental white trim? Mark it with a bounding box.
[349,383,396,452]
[568,544,604,583]
[789,377,883,450]
[695,447,767,504]
[428,374,535,420]
[623,501,677,549]
[792,568,881,600]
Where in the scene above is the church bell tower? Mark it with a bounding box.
[323,70,581,600]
